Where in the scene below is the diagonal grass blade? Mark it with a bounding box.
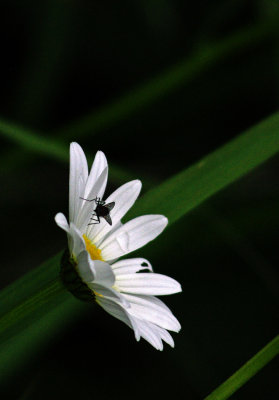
[203,335,279,400]
[1,111,279,385]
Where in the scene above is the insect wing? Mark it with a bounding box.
[105,202,115,211]
[103,214,112,225]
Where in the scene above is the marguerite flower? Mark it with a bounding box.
[55,143,182,350]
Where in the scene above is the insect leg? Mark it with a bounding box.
[88,214,101,225]
[79,196,98,202]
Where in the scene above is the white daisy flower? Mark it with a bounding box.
[55,142,182,350]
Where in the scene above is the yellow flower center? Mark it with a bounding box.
[83,234,104,261]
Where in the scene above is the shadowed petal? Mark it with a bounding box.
[68,222,86,257]
[93,260,115,287]
[90,284,130,308]
[76,250,96,282]
[96,296,138,334]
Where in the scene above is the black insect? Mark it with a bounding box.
[80,196,115,225]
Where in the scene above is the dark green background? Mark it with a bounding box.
[0,1,279,398]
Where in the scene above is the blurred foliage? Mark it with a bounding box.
[1,111,278,391]
[0,0,279,399]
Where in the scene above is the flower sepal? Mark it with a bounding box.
[60,249,95,302]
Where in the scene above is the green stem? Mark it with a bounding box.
[204,335,279,400]
[0,278,64,341]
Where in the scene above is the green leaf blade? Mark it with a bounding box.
[129,112,279,223]
[1,111,279,392]
[204,335,279,400]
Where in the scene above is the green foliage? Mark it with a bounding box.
[204,335,279,400]
[0,118,139,186]
[0,253,87,383]
[1,5,279,397]
[1,111,279,394]
[0,19,275,177]
[54,20,276,140]
[128,112,279,223]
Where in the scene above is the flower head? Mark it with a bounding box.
[55,142,182,350]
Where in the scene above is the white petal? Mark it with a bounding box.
[94,221,122,248]
[93,260,115,287]
[77,167,108,232]
[115,272,182,295]
[155,326,174,348]
[91,284,130,308]
[54,212,69,233]
[69,143,88,223]
[68,223,85,257]
[122,294,181,332]
[91,180,142,244]
[144,293,176,312]
[130,317,175,349]
[84,151,108,199]
[76,250,96,282]
[96,296,138,334]
[111,258,152,275]
[131,318,163,350]
[99,215,168,260]
[96,296,175,349]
